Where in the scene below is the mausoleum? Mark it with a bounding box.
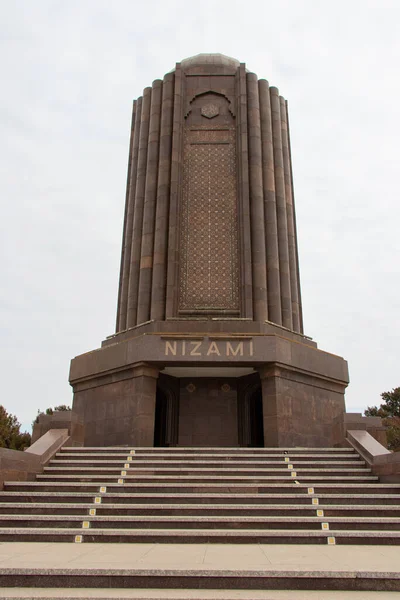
[69,53,349,448]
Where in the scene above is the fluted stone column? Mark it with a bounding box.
[151,72,174,321]
[127,87,152,328]
[258,79,282,325]
[115,100,135,332]
[137,80,163,325]
[286,101,304,334]
[236,64,253,319]
[166,64,184,319]
[117,98,142,331]
[247,73,268,322]
[270,87,292,330]
[280,96,300,332]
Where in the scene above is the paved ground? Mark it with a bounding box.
[1,543,399,598]
[0,542,398,572]
[1,589,400,599]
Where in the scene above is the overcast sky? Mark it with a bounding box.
[1,0,399,433]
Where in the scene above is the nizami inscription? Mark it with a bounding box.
[164,339,253,358]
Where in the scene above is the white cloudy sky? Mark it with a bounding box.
[1,0,399,432]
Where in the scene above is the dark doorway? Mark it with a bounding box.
[248,387,264,447]
[154,388,168,447]
[153,376,180,447]
[238,374,265,447]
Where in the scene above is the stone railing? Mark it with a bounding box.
[0,429,70,490]
[347,429,400,482]
[32,410,84,445]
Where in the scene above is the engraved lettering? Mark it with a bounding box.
[165,341,177,356]
[164,338,253,357]
[190,341,202,356]
[226,341,244,356]
[207,341,221,356]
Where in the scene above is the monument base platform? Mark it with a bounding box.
[69,320,349,448]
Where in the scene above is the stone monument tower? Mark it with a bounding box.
[69,54,349,448]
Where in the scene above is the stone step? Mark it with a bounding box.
[0,589,398,599]
[1,502,399,517]
[42,467,373,476]
[1,491,399,505]
[35,474,378,483]
[54,453,362,462]
[48,455,365,472]
[0,444,397,551]
[8,482,396,497]
[5,482,397,495]
[0,527,399,544]
[58,447,357,454]
[0,514,398,531]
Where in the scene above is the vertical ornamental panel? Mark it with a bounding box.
[179,127,239,313]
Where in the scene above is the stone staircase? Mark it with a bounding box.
[0,445,399,545]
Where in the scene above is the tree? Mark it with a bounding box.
[0,406,31,450]
[365,387,400,452]
[33,404,71,425]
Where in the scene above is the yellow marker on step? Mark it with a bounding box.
[121,470,127,476]
[327,536,336,545]
[124,463,130,469]
[89,508,96,516]
[322,522,329,531]
[94,497,101,504]
[82,521,90,529]
[312,497,319,505]
[118,478,124,484]
[291,471,297,477]
[288,464,293,470]
[317,509,324,517]
[99,486,107,493]
[74,535,83,543]
[308,488,314,494]
[284,457,290,462]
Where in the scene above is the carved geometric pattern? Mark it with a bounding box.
[179,127,239,312]
[201,103,219,119]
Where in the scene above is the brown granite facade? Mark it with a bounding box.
[69,54,349,448]
[116,54,302,330]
